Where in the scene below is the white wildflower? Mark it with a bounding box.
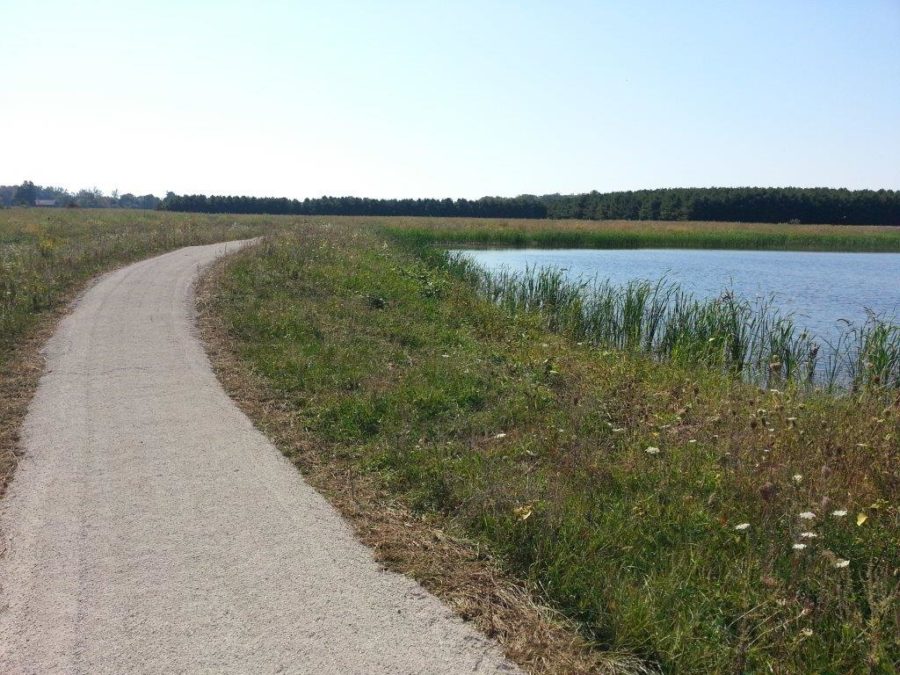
[792,474,803,484]
[644,446,660,455]
[834,559,850,569]
[799,532,818,539]
[792,543,807,550]
[831,509,847,517]
[493,432,507,439]
[734,523,750,531]
[799,511,815,520]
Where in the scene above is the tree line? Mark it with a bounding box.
[160,188,900,224]
[0,181,160,210]
[4,181,899,224]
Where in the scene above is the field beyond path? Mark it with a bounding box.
[0,241,516,673]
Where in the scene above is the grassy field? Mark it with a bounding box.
[209,225,898,673]
[2,209,898,671]
[382,217,900,251]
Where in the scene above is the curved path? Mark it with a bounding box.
[0,241,517,674]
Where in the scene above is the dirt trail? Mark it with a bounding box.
[0,241,517,674]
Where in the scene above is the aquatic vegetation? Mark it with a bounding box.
[444,254,899,391]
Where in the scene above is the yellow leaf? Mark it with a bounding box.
[856,513,867,526]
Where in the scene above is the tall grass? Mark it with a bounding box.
[446,254,899,391]
[384,218,900,252]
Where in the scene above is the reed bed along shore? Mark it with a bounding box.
[445,256,899,392]
[384,217,900,252]
[210,225,898,673]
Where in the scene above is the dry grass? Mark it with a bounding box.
[0,292,78,498]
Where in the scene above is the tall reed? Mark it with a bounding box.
[444,253,899,391]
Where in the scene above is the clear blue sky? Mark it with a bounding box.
[2,1,898,198]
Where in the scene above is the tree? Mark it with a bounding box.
[13,180,37,206]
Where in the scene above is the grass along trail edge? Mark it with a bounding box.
[197,259,644,675]
[203,226,898,672]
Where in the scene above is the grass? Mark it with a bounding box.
[1,209,897,671]
[382,217,900,252]
[209,224,898,673]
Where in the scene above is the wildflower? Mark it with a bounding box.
[792,474,803,484]
[792,543,807,550]
[734,523,750,531]
[831,509,847,517]
[799,511,815,520]
[513,504,533,521]
[612,428,625,433]
[688,439,697,444]
[834,559,850,569]
[856,513,867,526]
[799,532,818,539]
[800,628,813,637]
[644,446,660,455]
[494,432,507,439]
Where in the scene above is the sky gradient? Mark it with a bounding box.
[2,1,899,198]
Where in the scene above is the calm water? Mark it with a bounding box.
[456,249,900,346]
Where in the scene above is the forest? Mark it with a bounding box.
[4,181,899,224]
[160,187,900,224]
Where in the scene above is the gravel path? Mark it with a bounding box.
[0,241,518,674]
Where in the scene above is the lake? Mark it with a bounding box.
[455,248,900,347]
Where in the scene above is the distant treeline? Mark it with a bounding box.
[0,182,160,210]
[160,188,900,225]
[4,181,899,224]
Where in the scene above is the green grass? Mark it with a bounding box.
[1,209,897,670]
[382,217,900,252]
[210,225,899,673]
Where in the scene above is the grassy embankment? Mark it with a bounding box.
[209,224,898,673]
[382,217,900,252]
[0,208,291,493]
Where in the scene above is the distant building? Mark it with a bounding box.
[34,199,57,207]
